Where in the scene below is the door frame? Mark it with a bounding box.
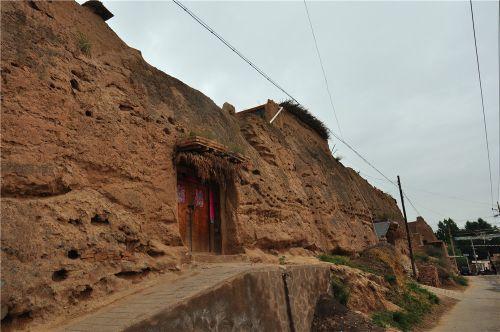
[177,167,222,254]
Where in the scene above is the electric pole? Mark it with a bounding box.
[397,175,417,278]
[471,238,477,273]
[448,224,458,270]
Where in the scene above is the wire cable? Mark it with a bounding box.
[359,171,492,206]
[303,0,343,137]
[172,0,495,224]
[401,191,422,217]
[172,0,301,105]
[173,0,397,191]
[329,131,398,186]
[469,0,495,210]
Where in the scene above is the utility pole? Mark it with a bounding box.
[470,238,477,273]
[397,175,417,278]
[448,224,458,270]
[494,201,500,217]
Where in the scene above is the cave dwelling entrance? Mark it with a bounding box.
[175,136,246,255]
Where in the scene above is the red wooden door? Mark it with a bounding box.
[177,176,210,252]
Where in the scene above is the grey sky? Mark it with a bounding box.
[98,0,499,229]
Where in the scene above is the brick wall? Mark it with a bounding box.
[417,263,440,287]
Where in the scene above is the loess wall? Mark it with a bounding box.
[1,1,404,326]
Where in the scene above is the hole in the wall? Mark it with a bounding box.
[28,1,41,11]
[70,79,80,91]
[147,249,165,258]
[70,285,93,303]
[1,310,33,327]
[91,214,109,225]
[67,249,80,259]
[85,110,92,117]
[119,103,133,111]
[68,218,82,226]
[76,285,93,300]
[167,116,175,125]
[52,269,68,282]
[115,268,151,281]
[252,169,261,175]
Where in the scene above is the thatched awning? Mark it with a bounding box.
[176,136,247,163]
[175,136,247,183]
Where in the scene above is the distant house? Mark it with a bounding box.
[408,217,447,253]
[373,220,400,244]
[408,216,457,270]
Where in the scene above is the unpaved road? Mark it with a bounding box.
[431,275,500,332]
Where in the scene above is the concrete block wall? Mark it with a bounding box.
[126,264,331,332]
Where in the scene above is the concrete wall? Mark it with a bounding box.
[126,264,331,332]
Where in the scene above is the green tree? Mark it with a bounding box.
[435,218,460,244]
[464,218,496,232]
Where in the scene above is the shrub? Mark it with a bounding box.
[384,274,397,285]
[227,143,245,155]
[424,246,444,259]
[330,276,349,306]
[318,254,376,274]
[428,292,440,304]
[372,282,439,331]
[414,252,430,262]
[188,129,217,140]
[372,310,394,328]
[76,31,91,56]
[279,255,286,265]
[318,254,350,266]
[452,274,468,286]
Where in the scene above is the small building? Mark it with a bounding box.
[373,220,400,244]
[408,216,448,256]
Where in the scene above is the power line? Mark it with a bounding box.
[362,171,486,220]
[359,171,492,206]
[408,187,491,206]
[172,0,301,105]
[469,0,495,210]
[172,0,494,225]
[303,0,343,137]
[403,193,422,217]
[330,132,398,186]
[173,0,398,192]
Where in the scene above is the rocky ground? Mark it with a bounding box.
[311,294,384,332]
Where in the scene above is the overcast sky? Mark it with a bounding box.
[98,1,499,229]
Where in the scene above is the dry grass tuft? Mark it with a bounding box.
[279,99,330,140]
[175,152,240,184]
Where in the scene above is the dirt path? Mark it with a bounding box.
[430,275,500,332]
